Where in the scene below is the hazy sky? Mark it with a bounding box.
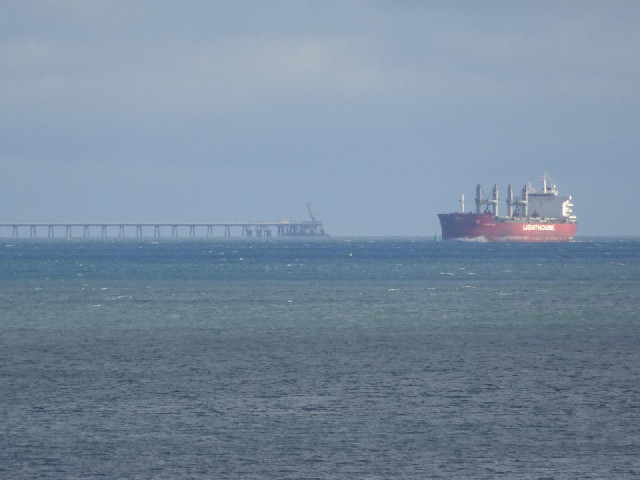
[2,1,639,236]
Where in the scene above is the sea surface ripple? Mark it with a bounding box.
[1,237,639,479]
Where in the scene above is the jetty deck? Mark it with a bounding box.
[0,220,326,238]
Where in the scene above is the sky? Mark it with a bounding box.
[1,1,639,236]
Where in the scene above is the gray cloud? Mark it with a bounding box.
[1,1,639,235]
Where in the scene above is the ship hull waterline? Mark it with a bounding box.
[438,213,577,242]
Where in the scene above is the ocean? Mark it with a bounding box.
[1,237,639,479]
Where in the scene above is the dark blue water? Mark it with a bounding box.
[1,238,639,479]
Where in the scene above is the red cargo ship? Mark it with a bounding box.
[438,172,577,242]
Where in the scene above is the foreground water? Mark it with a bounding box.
[1,237,639,479]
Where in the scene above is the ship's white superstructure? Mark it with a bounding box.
[508,172,575,220]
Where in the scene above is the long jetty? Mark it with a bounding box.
[0,220,326,239]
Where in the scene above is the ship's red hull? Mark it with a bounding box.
[438,213,577,242]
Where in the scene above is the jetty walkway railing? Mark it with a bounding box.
[0,221,326,239]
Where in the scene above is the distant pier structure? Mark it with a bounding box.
[0,204,327,239]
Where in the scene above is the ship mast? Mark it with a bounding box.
[475,184,499,216]
[492,184,499,217]
[507,184,514,217]
[540,170,558,195]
